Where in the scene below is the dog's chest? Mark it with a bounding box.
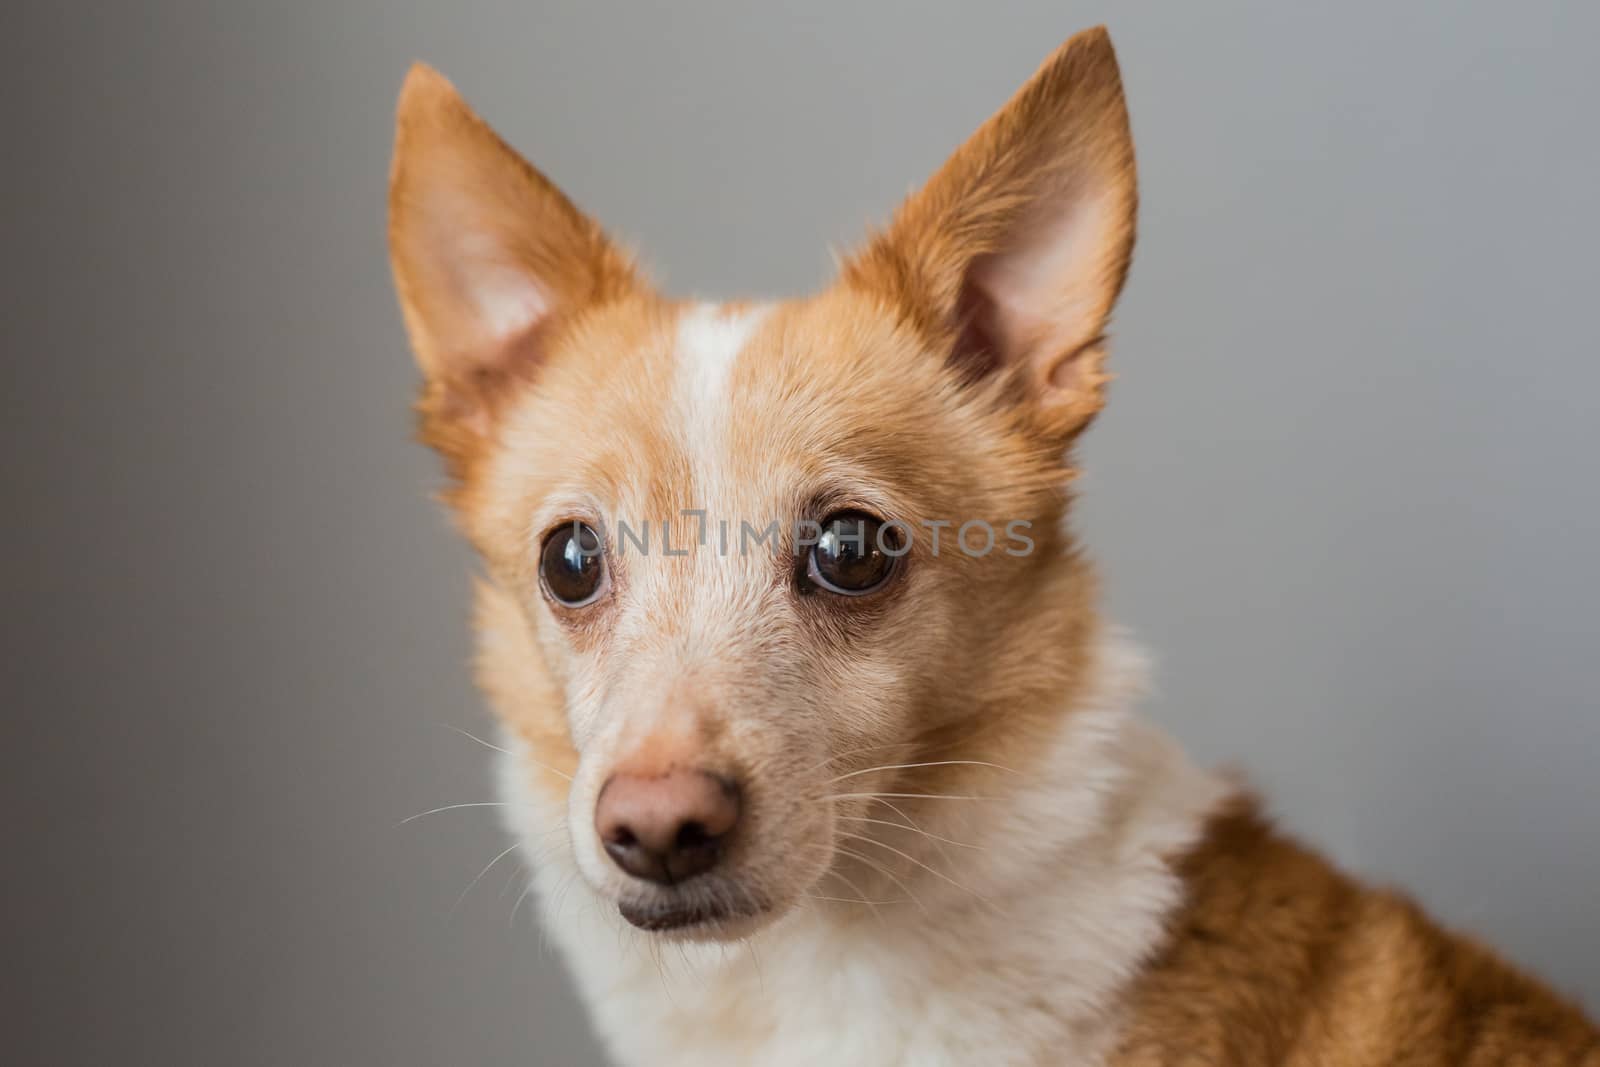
[539,887,1121,1067]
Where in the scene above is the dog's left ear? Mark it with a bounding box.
[844,26,1135,439]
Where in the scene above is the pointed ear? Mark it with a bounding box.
[387,65,641,446]
[843,26,1136,439]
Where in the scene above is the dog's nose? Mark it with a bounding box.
[595,769,741,885]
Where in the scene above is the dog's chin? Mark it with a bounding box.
[616,888,776,942]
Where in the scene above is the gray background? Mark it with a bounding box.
[5,2,1597,1064]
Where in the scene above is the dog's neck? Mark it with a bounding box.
[498,630,1230,1067]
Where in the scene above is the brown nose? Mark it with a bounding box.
[594,769,741,885]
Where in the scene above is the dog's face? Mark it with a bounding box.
[389,27,1135,939]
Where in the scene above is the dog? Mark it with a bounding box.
[387,25,1598,1066]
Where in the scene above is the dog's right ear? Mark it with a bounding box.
[388,65,641,462]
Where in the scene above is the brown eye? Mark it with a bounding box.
[540,521,607,606]
[807,511,900,596]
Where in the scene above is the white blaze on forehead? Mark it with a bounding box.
[673,302,769,496]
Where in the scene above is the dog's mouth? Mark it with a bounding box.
[617,890,770,933]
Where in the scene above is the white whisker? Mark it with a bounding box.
[806,893,904,907]
[826,759,1017,784]
[510,879,536,928]
[810,842,929,916]
[826,792,986,803]
[517,756,574,782]
[399,801,508,825]
[837,830,992,908]
[448,842,521,917]
[801,741,920,776]
[870,797,961,867]
[815,859,892,923]
[839,814,984,850]
[446,724,511,755]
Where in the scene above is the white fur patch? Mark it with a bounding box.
[499,632,1230,1067]
[672,302,768,475]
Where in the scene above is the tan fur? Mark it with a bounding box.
[1113,797,1600,1066]
[387,25,1597,1065]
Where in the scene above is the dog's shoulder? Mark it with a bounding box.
[1110,794,1600,1065]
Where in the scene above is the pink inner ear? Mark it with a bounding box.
[467,260,552,346]
[955,186,1119,391]
[423,208,556,361]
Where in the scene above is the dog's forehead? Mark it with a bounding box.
[599,297,880,520]
[484,291,987,554]
[653,297,947,521]
[572,299,783,526]
[492,299,804,537]
[669,301,773,501]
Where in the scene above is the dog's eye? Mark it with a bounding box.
[540,521,607,607]
[807,511,899,596]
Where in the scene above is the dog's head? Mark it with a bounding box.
[389,27,1135,939]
